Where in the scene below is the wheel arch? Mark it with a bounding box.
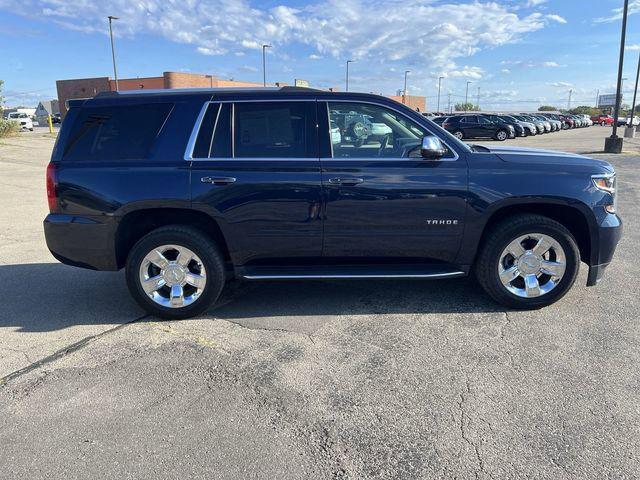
[472,200,596,267]
[115,208,231,269]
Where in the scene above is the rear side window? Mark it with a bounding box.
[192,103,232,158]
[234,102,316,158]
[63,103,173,161]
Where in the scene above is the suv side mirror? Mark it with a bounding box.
[420,135,447,159]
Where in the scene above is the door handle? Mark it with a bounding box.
[201,176,236,185]
[328,177,364,186]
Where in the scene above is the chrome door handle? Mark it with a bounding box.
[328,177,364,186]
[201,176,236,185]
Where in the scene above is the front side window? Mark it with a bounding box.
[234,102,315,158]
[328,102,434,159]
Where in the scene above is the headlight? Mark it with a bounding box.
[592,173,616,195]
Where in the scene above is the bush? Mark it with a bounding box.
[0,118,19,137]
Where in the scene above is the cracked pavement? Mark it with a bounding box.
[1,128,639,479]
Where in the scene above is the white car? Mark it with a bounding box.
[7,112,34,131]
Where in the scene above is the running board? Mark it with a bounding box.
[239,265,467,280]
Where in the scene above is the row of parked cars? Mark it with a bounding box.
[429,112,591,141]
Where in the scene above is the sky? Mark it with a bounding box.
[1,0,640,111]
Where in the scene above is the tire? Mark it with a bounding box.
[125,225,226,319]
[495,130,508,141]
[601,121,607,127]
[475,214,580,310]
[453,130,464,140]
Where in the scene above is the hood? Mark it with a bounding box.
[480,145,614,172]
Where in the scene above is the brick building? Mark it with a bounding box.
[56,71,426,117]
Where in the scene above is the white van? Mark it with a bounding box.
[7,112,34,131]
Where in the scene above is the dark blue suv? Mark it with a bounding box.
[44,87,622,319]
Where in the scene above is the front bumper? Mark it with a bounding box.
[586,213,623,287]
[44,214,119,271]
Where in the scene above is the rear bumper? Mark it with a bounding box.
[587,213,623,287]
[44,214,119,271]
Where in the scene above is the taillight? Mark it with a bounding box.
[46,162,58,213]
[443,122,451,129]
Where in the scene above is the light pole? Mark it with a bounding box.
[345,60,353,92]
[630,53,640,130]
[567,89,573,111]
[476,86,481,110]
[403,70,411,104]
[437,76,444,113]
[262,44,271,87]
[108,16,119,91]
[447,93,452,113]
[465,81,472,113]
[606,0,629,153]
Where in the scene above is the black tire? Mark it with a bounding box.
[475,214,580,310]
[453,130,464,140]
[125,225,226,319]
[495,129,508,141]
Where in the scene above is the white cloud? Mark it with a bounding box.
[626,44,640,51]
[0,0,548,74]
[446,66,484,80]
[501,68,511,74]
[595,0,640,23]
[545,14,567,24]
[548,81,573,88]
[542,61,566,67]
[526,0,547,6]
[308,54,321,60]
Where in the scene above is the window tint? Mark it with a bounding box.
[64,103,172,161]
[233,102,315,158]
[328,102,442,159]
[192,103,232,158]
[478,117,492,124]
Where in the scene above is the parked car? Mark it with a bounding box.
[481,114,526,137]
[515,114,546,134]
[537,114,562,132]
[591,114,614,126]
[44,87,622,319]
[430,116,448,126]
[616,116,639,127]
[7,112,34,131]
[442,115,515,141]
[499,115,537,136]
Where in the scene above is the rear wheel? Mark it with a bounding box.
[125,225,225,319]
[475,215,580,309]
[453,130,464,140]
[495,130,508,141]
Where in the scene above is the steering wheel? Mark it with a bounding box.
[377,134,390,157]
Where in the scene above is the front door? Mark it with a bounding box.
[190,99,323,266]
[320,101,468,264]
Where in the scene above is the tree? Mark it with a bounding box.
[454,102,479,112]
[538,105,558,112]
[569,106,600,116]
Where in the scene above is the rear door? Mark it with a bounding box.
[189,99,323,266]
[320,100,468,264]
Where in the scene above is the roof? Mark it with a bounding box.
[95,86,321,98]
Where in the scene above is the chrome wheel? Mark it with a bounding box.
[454,131,464,140]
[139,244,207,308]
[498,233,566,298]
[496,130,508,141]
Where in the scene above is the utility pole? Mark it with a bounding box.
[437,76,444,113]
[606,0,629,152]
[465,81,472,113]
[476,86,481,110]
[447,93,452,113]
[262,44,271,87]
[403,70,411,104]
[345,60,353,92]
[595,89,600,108]
[107,16,119,91]
[567,89,573,111]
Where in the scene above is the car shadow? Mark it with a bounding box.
[0,263,507,333]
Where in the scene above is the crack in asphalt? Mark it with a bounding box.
[0,313,149,385]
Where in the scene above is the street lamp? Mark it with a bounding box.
[262,44,271,87]
[107,16,119,91]
[345,60,353,92]
[403,70,411,104]
[605,0,629,153]
[437,76,444,113]
[630,53,640,133]
[465,81,472,113]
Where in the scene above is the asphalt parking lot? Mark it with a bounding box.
[1,126,639,479]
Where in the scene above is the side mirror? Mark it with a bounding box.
[420,135,447,159]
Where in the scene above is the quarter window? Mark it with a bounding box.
[193,103,232,158]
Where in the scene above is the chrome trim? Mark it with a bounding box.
[242,271,465,280]
[207,102,223,158]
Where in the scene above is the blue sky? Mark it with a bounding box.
[1,0,640,111]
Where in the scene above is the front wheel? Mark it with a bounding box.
[475,214,580,309]
[125,225,226,319]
